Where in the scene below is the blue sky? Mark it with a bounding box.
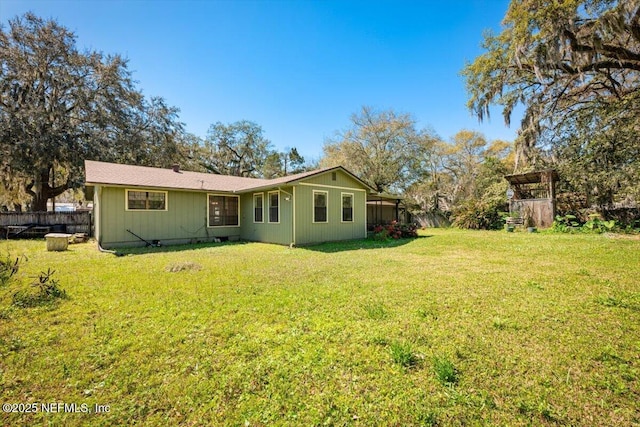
[2,0,518,161]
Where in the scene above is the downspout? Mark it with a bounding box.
[95,185,102,247]
[93,185,120,256]
[292,186,296,246]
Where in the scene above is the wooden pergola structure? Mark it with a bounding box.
[504,169,559,228]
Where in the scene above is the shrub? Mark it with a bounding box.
[552,214,618,233]
[372,221,418,240]
[372,225,390,241]
[452,199,505,230]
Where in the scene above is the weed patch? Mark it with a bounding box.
[389,340,420,368]
[369,336,389,346]
[492,316,520,330]
[433,355,459,385]
[362,300,388,320]
[416,306,439,321]
[517,399,561,423]
[416,410,439,426]
[595,293,640,311]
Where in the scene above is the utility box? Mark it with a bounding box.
[45,233,71,251]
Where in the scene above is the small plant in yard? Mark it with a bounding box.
[389,340,420,368]
[433,355,459,385]
[583,214,617,233]
[12,268,67,308]
[492,316,520,330]
[492,316,508,330]
[1,253,23,286]
[552,214,580,232]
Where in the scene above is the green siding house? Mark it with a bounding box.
[85,160,374,248]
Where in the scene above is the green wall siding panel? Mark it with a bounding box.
[240,189,293,245]
[99,187,240,248]
[294,171,368,245]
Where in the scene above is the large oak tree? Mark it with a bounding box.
[0,13,183,211]
[462,0,640,206]
[202,120,276,178]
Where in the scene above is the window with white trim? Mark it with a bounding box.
[342,193,353,222]
[268,191,279,223]
[126,190,167,211]
[208,195,239,227]
[313,191,328,223]
[254,193,264,223]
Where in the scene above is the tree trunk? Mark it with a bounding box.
[25,168,70,212]
[31,187,49,212]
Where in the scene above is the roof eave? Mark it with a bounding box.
[83,181,237,193]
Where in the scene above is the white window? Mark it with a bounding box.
[268,191,279,223]
[126,190,167,211]
[313,190,328,223]
[342,193,354,222]
[208,195,239,227]
[253,193,264,223]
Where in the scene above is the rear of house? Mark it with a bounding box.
[85,160,373,249]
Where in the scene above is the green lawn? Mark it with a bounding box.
[1,229,639,426]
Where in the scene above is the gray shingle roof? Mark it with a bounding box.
[84,160,373,193]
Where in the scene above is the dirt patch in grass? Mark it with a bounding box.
[164,261,203,272]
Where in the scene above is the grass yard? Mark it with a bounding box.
[1,229,639,426]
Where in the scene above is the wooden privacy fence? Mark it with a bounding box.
[0,211,92,239]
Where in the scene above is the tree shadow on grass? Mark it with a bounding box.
[300,235,433,253]
[111,240,249,256]
[105,235,434,256]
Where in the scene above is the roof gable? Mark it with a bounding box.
[237,166,374,192]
